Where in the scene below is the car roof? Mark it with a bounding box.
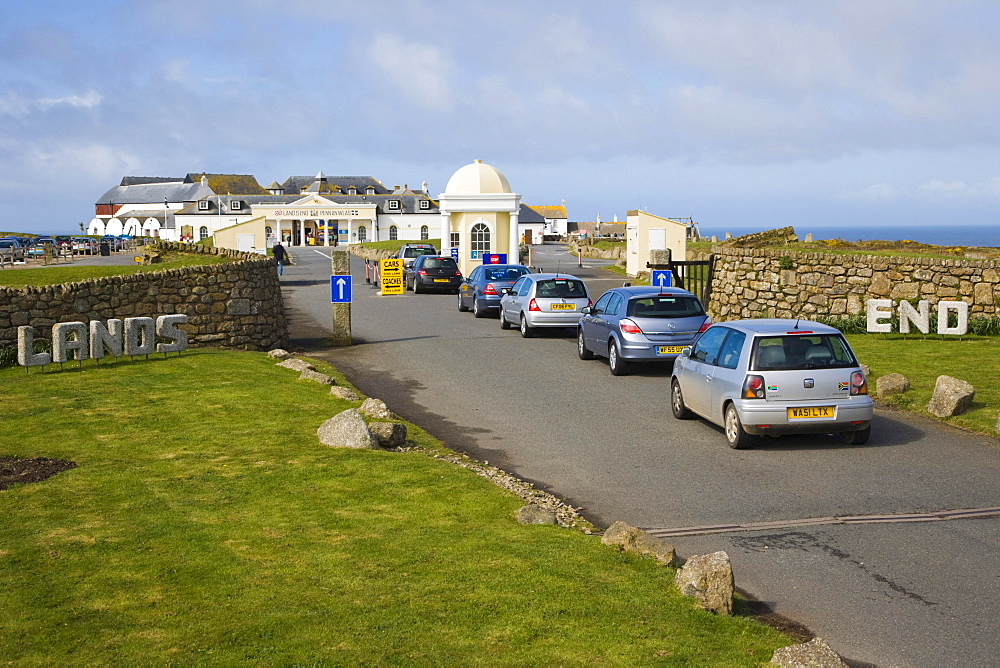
[523,272,583,281]
[478,264,528,269]
[714,319,842,335]
[612,286,696,298]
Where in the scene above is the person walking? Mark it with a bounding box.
[272,242,286,275]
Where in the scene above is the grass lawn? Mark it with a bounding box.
[351,239,442,254]
[846,334,1000,436]
[0,253,234,289]
[0,349,792,664]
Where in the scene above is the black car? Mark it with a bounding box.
[405,255,462,293]
[396,243,438,269]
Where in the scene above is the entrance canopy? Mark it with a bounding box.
[250,194,378,246]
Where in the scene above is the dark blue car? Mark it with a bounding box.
[457,264,532,317]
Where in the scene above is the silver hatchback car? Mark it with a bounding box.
[499,273,591,338]
[670,319,873,449]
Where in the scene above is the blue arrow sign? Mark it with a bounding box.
[652,270,672,289]
[330,275,352,303]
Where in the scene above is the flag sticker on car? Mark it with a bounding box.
[767,385,778,391]
[838,382,849,390]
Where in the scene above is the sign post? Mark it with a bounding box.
[379,258,404,295]
[652,270,672,289]
[330,249,352,346]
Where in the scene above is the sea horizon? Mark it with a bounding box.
[697,223,1000,248]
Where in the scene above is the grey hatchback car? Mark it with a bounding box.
[670,319,873,449]
[498,273,591,338]
[577,286,711,375]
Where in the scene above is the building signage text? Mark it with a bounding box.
[272,209,362,217]
[866,299,969,335]
[18,315,189,368]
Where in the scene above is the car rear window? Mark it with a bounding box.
[485,267,528,281]
[535,279,587,298]
[423,258,457,269]
[752,334,857,370]
[627,296,704,318]
[403,246,436,258]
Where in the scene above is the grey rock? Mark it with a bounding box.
[267,348,292,360]
[317,409,378,449]
[859,363,871,377]
[277,358,315,372]
[330,386,362,401]
[517,504,557,525]
[674,551,734,615]
[876,372,910,399]
[926,375,975,417]
[360,397,395,419]
[299,369,335,385]
[770,638,848,667]
[368,422,407,447]
[601,520,677,566]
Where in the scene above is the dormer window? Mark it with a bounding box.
[419,199,430,210]
[348,187,357,195]
[388,200,400,210]
[231,200,242,210]
[198,200,210,211]
[366,186,376,195]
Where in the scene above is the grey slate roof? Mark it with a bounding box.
[518,204,545,223]
[96,182,214,205]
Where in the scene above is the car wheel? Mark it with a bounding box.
[457,292,469,312]
[724,403,754,449]
[499,309,512,330]
[671,379,693,419]
[519,314,534,338]
[840,427,871,445]
[413,280,422,294]
[473,299,486,318]
[577,328,594,360]
[608,341,629,376]
[406,277,413,291]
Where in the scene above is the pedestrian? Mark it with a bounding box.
[272,242,286,275]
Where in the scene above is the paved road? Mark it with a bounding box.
[280,244,1000,667]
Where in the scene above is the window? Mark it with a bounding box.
[534,278,587,299]
[199,226,209,241]
[357,226,367,242]
[231,200,242,210]
[470,222,490,259]
[420,225,429,240]
[366,186,375,195]
[592,292,614,314]
[606,293,624,315]
[348,187,357,195]
[691,326,729,364]
[450,232,459,248]
[510,277,528,296]
[716,331,746,369]
[388,200,400,210]
[198,200,209,211]
[389,225,398,240]
[627,296,705,318]
[419,199,430,210]
[752,334,856,371]
[265,226,272,236]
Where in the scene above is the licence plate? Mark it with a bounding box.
[433,278,450,283]
[655,346,685,355]
[550,303,576,311]
[787,406,835,419]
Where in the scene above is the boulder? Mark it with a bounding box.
[299,369,335,385]
[330,386,362,401]
[360,397,396,419]
[926,375,975,417]
[368,422,407,448]
[770,638,847,667]
[317,409,378,449]
[674,551,734,615]
[601,521,678,566]
[277,358,315,372]
[517,504,558,525]
[876,373,910,399]
[267,348,292,360]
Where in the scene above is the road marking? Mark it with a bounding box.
[644,506,1000,537]
[312,249,331,257]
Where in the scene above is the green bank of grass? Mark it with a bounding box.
[846,334,1000,437]
[0,349,791,664]
[352,239,442,254]
[0,253,233,288]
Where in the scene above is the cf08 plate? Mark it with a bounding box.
[787,406,835,419]
[550,303,576,311]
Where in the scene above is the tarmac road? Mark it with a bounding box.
[281,244,1000,667]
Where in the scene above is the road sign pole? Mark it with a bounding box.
[331,249,352,346]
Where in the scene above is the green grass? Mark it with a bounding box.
[846,334,1000,436]
[0,349,792,664]
[0,253,233,288]
[351,239,442,253]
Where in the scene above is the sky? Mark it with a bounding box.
[4,0,1000,238]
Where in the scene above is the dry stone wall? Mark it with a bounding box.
[0,243,286,352]
[709,247,1000,321]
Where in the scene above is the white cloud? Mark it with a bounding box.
[368,32,455,112]
[838,183,898,201]
[920,180,968,192]
[0,90,101,116]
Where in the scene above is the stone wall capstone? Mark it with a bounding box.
[0,242,286,352]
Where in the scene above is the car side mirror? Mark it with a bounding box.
[581,306,592,315]
[680,347,692,358]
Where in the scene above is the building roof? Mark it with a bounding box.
[445,160,512,195]
[518,204,545,223]
[185,173,268,195]
[96,181,214,205]
[527,205,567,219]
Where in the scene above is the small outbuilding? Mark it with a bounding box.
[625,210,688,277]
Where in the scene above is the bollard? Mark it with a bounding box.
[330,249,352,346]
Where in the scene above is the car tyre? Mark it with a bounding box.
[577,328,594,360]
[457,292,469,312]
[608,341,629,376]
[499,309,512,330]
[724,403,754,449]
[473,298,487,318]
[519,315,534,338]
[670,379,693,419]
[840,427,871,445]
[413,280,422,294]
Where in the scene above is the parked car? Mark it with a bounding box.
[72,237,95,255]
[396,243,438,269]
[55,236,73,251]
[0,238,26,263]
[577,286,711,375]
[457,263,532,317]
[498,273,591,338]
[404,255,463,293]
[26,241,52,257]
[670,319,873,449]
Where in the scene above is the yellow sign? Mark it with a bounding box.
[380,258,404,295]
[134,256,142,263]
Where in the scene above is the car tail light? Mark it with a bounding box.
[529,298,541,311]
[483,283,497,295]
[742,374,765,399]
[418,270,427,275]
[619,319,642,334]
[850,371,868,395]
[587,298,593,307]
[455,271,462,276]
[698,319,712,333]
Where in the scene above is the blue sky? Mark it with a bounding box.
[4,0,1000,238]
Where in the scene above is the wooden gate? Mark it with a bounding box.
[646,255,715,307]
